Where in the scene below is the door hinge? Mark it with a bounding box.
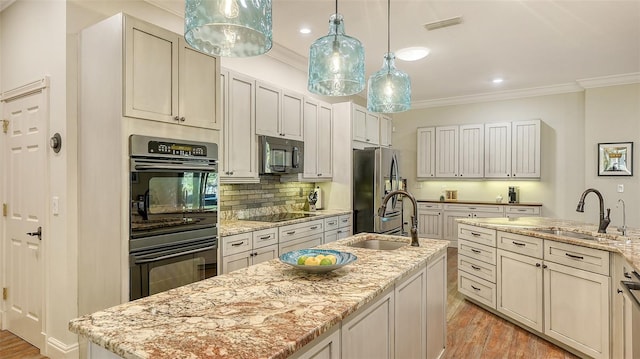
[2,203,7,217]
[2,288,7,300]
[2,119,8,134]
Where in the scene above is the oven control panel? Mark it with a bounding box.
[148,140,207,157]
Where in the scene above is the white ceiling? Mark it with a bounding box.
[149,0,640,106]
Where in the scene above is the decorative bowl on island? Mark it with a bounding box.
[279,248,357,273]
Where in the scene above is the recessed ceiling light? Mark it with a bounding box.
[396,47,430,61]
[299,27,311,34]
[492,78,504,84]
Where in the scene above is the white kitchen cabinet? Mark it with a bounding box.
[612,255,640,359]
[124,16,220,129]
[395,266,426,359]
[544,261,610,359]
[458,124,484,178]
[496,249,543,332]
[505,205,541,218]
[351,103,380,146]
[323,216,339,244]
[379,115,393,147]
[290,325,341,359]
[485,120,540,178]
[255,81,303,141]
[417,202,443,239]
[220,70,258,183]
[342,289,394,359]
[417,127,436,178]
[435,126,458,177]
[302,98,333,180]
[336,214,352,240]
[444,204,503,248]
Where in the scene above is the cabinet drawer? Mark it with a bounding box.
[544,240,610,276]
[222,232,252,256]
[252,228,278,249]
[459,272,496,309]
[505,206,541,216]
[279,219,324,243]
[337,226,352,239]
[418,202,443,210]
[338,214,352,228]
[497,231,543,258]
[458,224,496,247]
[444,204,504,214]
[459,255,496,283]
[459,239,496,265]
[324,216,339,231]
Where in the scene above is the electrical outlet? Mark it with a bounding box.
[52,196,59,215]
[617,184,624,193]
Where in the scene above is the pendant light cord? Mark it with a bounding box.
[387,0,390,54]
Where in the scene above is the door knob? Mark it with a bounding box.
[27,226,42,240]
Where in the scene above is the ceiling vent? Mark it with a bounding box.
[423,16,463,31]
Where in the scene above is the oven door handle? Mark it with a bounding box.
[133,245,216,264]
[134,164,217,172]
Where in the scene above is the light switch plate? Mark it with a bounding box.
[52,196,59,215]
[617,184,624,193]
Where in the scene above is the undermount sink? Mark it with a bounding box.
[349,239,408,250]
[533,229,600,241]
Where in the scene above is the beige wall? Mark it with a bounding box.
[584,83,640,229]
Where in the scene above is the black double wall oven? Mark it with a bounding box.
[129,135,218,300]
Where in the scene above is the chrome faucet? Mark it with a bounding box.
[616,199,627,236]
[576,188,610,233]
[379,189,419,247]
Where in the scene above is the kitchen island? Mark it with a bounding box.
[69,233,449,359]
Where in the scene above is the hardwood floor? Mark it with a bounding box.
[0,248,582,359]
[0,330,48,359]
[444,247,580,359]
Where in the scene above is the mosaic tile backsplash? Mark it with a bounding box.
[219,175,315,216]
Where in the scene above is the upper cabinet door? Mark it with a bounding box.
[512,119,541,178]
[380,115,393,147]
[417,127,436,178]
[484,122,512,178]
[365,112,380,145]
[352,105,367,143]
[124,16,179,122]
[179,39,220,129]
[435,126,459,177]
[255,81,281,137]
[459,124,484,178]
[316,102,333,178]
[224,72,258,181]
[281,91,304,141]
[302,99,319,178]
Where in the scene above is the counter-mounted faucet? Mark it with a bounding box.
[379,189,419,247]
[576,188,610,233]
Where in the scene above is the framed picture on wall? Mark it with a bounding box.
[598,142,633,176]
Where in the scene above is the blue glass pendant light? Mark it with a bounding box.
[308,0,365,96]
[185,0,272,57]
[367,0,411,113]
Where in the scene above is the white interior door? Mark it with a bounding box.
[2,83,48,351]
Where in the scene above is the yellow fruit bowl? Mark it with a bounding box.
[279,249,357,273]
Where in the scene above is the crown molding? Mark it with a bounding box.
[265,43,308,73]
[576,72,640,89]
[412,83,584,109]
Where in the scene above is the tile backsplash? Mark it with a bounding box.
[219,176,314,213]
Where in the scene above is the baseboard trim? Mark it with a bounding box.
[46,336,79,359]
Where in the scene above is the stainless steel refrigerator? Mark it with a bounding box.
[353,147,403,235]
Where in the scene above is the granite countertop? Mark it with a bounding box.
[69,233,449,359]
[220,209,352,237]
[418,199,543,206]
[457,216,640,273]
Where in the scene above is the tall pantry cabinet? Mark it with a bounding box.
[78,13,221,313]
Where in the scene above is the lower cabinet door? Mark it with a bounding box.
[222,251,251,274]
[544,261,610,359]
[324,229,338,244]
[290,325,340,359]
[342,289,394,359]
[496,249,543,332]
[279,234,323,254]
[395,266,426,359]
[252,244,278,266]
[426,251,447,359]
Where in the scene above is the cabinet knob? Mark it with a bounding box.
[542,264,548,269]
[230,171,234,175]
[318,174,322,176]
[180,116,186,122]
[536,263,541,267]
[617,289,623,294]
[173,116,180,122]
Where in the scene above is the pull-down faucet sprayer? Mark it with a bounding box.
[576,188,610,233]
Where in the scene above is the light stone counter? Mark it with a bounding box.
[69,233,449,359]
[219,209,351,237]
[457,216,640,273]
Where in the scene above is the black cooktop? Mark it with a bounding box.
[242,213,317,222]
